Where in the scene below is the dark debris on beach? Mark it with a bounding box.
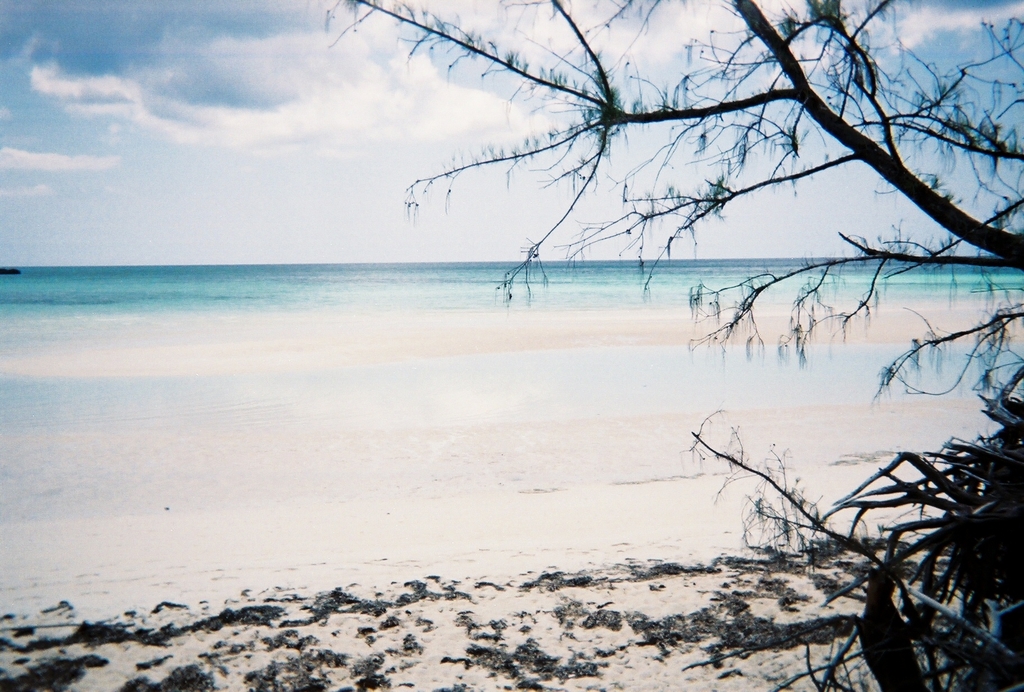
[0,550,867,691]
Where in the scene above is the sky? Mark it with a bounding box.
[0,0,1021,266]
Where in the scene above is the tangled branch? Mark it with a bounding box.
[691,379,1024,690]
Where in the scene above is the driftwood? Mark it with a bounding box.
[692,381,1024,692]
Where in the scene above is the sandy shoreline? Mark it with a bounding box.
[1,297,993,689]
[0,303,992,379]
[2,397,986,620]
[0,397,978,689]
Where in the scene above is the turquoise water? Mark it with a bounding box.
[0,260,999,524]
[0,259,1010,314]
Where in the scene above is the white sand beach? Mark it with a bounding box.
[0,295,990,690]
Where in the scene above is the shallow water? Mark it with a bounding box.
[0,261,994,525]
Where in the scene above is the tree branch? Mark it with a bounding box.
[734,0,1024,267]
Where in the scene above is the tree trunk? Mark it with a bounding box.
[859,570,928,692]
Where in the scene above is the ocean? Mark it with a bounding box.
[0,260,994,526]
[0,259,1001,314]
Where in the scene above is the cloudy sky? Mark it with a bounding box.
[0,0,1020,266]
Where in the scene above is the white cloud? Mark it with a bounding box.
[17,3,743,154]
[20,0,1021,159]
[29,29,548,153]
[0,107,11,120]
[29,68,140,102]
[0,147,120,171]
[0,184,53,197]
[898,1,1024,47]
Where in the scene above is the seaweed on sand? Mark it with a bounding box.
[119,664,215,692]
[285,580,471,627]
[244,648,348,692]
[350,653,389,690]
[0,654,107,692]
[458,638,603,686]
